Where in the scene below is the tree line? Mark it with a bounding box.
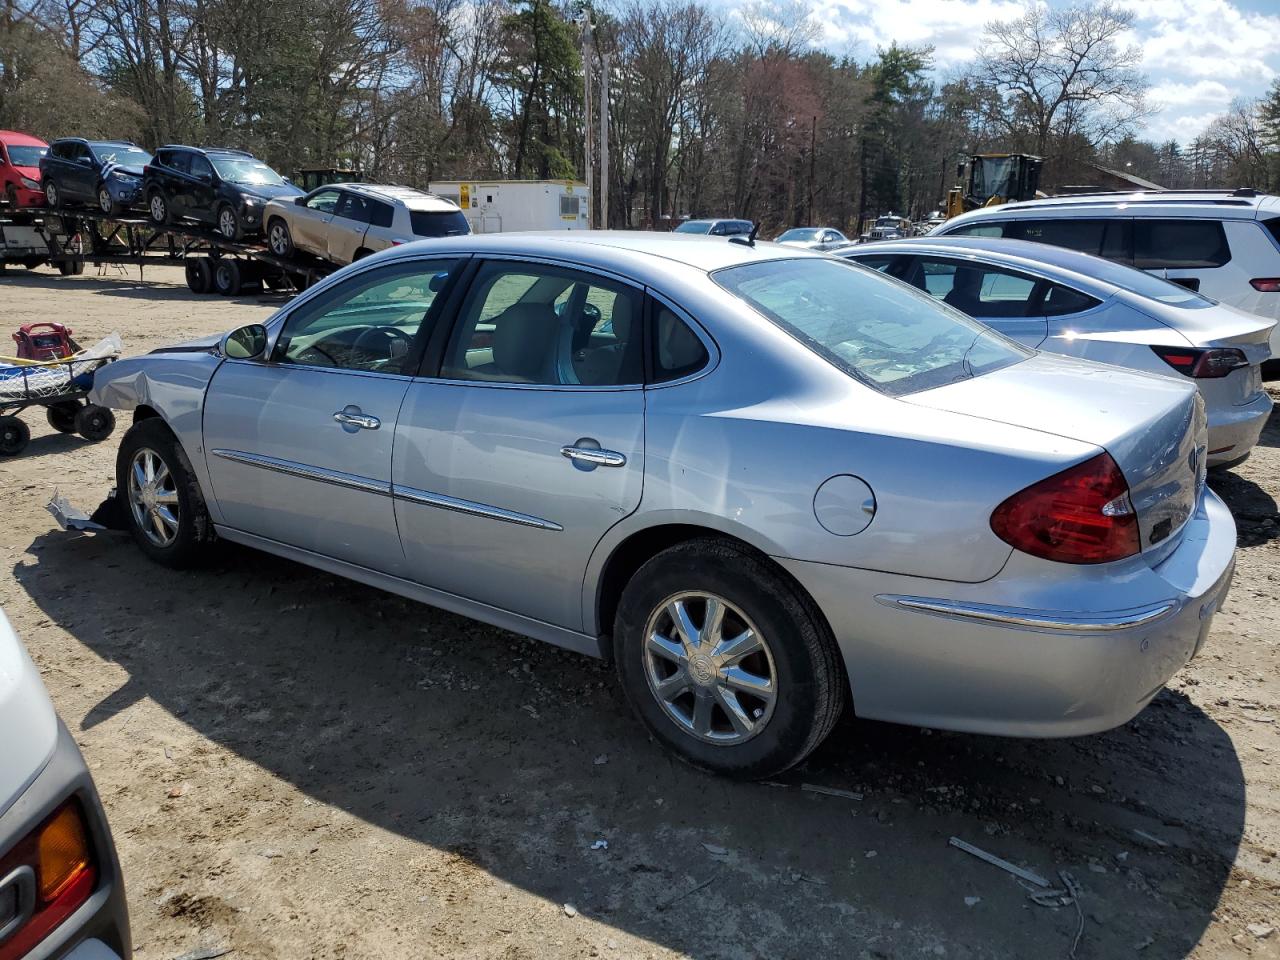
[0,0,1272,233]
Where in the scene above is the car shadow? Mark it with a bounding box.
[1210,468,1280,546]
[13,532,1245,958]
[0,271,290,305]
[2,427,87,461]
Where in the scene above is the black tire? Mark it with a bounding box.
[216,204,241,240]
[5,185,17,208]
[44,179,61,209]
[0,416,30,456]
[613,538,846,780]
[97,184,117,216]
[212,258,242,296]
[46,401,80,433]
[57,259,85,276]
[74,403,115,442]
[266,218,293,257]
[185,257,212,294]
[116,418,214,568]
[148,189,170,225]
[352,247,373,262]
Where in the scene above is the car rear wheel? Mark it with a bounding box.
[148,190,170,225]
[613,538,846,779]
[44,180,60,209]
[267,218,293,257]
[117,418,214,567]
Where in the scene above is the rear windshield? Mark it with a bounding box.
[778,228,820,241]
[409,209,470,237]
[1079,257,1214,308]
[6,145,46,166]
[715,258,1029,396]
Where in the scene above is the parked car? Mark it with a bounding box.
[143,146,304,240]
[775,227,849,251]
[672,218,753,237]
[263,184,469,266]
[39,139,152,216]
[0,130,49,208]
[0,608,131,958]
[931,189,1280,357]
[863,214,911,242]
[838,237,1274,468]
[90,233,1235,779]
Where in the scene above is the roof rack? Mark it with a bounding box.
[1041,187,1260,199]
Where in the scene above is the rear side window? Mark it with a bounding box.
[409,209,469,237]
[1041,284,1101,316]
[1134,220,1229,269]
[167,151,190,174]
[1262,217,1280,248]
[336,192,372,224]
[368,200,393,229]
[946,221,1006,238]
[913,259,1040,318]
[652,306,710,383]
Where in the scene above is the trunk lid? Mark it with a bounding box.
[908,354,1206,561]
[1142,300,1274,364]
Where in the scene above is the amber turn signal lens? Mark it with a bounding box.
[36,804,92,902]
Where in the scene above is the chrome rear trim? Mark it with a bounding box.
[392,484,563,531]
[875,594,1178,633]
[210,449,390,496]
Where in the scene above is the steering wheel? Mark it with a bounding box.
[351,325,414,365]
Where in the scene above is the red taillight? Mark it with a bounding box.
[1150,345,1249,379]
[0,801,97,960]
[1249,278,1280,292]
[991,452,1140,564]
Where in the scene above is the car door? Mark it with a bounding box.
[185,153,217,223]
[290,188,342,257]
[67,143,95,200]
[906,256,1049,347]
[392,258,646,631]
[327,191,372,264]
[202,256,464,575]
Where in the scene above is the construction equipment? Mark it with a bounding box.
[945,154,1043,219]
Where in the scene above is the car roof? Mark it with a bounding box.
[0,131,47,147]
[944,190,1280,226]
[342,183,460,209]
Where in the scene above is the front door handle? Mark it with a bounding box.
[561,444,626,468]
[333,407,380,431]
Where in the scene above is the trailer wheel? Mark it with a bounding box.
[0,416,30,456]
[185,257,212,294]
[57,259,85,276]
[75,404,115,442]
[46,401,80,433]
[213,258,243,296]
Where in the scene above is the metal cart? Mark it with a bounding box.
[0,356,117,456]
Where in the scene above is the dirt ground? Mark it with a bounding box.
[1,261,1279,960]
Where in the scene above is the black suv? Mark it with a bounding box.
[39,138,152,215]
[143,146,303,239]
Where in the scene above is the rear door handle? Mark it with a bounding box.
[561,445,626,468]
[333,407,380,430]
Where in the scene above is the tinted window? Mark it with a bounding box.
[1041,284,1101,316]
[727,221,753,235]
[305,189,341,213]
[1015,219,1107,255]
[442,262,643,386]
[167,151,191,175]
[914,259,1039,318]
[652,306,710,382]
[947,221,1006,238]
[1263,217,1280,247]
[409,209,469,237]
[336,192,372,224]
[844,254,909,278]
[274,259,459,374]
[714,258,1028,396]
[368,200,393,229]
[188,154,212,179]
[1134,219,1230,269]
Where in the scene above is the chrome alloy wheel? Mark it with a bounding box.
[149,193,166,222]
[268,222,289,255]
[127,447,180,547]
[218,207,236,238]
[643,592,778,745]
[98,186,112,213]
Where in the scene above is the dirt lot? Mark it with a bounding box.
[1,262,1279,960]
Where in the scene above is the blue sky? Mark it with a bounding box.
[722,0,1280,145]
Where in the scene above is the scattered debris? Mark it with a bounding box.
[801,783,864,801]
[1132,829,1169,848]
[656,871,719,912]
[1060,871,1084,960]
[172,948,232,960]
[1247,924,1275,939]
[519,704,540,720]
[167,782,189,799]
[563,903,578,918]
[258,848,283,859]
[948,837,1050,888]
[864,850,878,859]
[701,843,728,857]
[590,839,608,851]
[964,896,981,907]
[593,754,609,765]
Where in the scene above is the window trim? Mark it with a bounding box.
[644,288,720,388]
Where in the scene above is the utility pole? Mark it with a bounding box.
[600,53,610,229]
[581,12,594,228]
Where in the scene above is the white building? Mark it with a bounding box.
[427,180,591,233]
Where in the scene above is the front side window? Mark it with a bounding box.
[273,260,459,374]
[1134,219,1230,269]
[441,262,643,386]
[1015,218,1107,255]
[212,157,286,186]
[714,258,1028,396]
[305,189,341,213]
[188,154,212,179]
[913,258,1039,318]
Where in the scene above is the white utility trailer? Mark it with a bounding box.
[428,180,590,233]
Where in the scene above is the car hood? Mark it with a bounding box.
[241,183,305,203]
[105,162,146,178]
[12,165,40,179]
[0,610,59,819]
[908,353,1205,560]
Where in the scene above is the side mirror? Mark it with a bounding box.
[221,324,268,360]
[283,176,292,185]
[294,196,307,206]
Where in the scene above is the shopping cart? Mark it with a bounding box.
[0,352,118,456]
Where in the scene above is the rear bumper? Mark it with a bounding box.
[779,488,1237,738]
[1207,389,1271,465]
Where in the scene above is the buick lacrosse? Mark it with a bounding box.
[91,232,1236,778]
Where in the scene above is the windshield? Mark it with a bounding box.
[778,228,819,241]
[6,145,46,167]
[972,157,1017,203]
[410,209,470,237]
[875,217,901,228]
[211,157,286,186]
[674,221,712,234]
[714,258,1029,396]
[92,145,151,167]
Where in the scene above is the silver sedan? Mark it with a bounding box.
[838,237,1275,467]
[90,232,1236,778]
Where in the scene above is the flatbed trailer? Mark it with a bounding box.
[0,204,337,295]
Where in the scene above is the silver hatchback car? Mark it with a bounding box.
[91,233,1236,778]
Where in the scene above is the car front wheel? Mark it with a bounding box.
[148,190,169,224]
[267,218,293,257]
[613,538,846,779]
[117,418,214,567]
[44,180,60,208]
[217,205,240,240]
[97,185,116,215]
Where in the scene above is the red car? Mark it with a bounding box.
[0,130,49,207]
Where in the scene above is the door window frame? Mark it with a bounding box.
[900,255,1059,319]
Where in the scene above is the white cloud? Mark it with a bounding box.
[806,0,1024,66]
[1120,0,1280,83]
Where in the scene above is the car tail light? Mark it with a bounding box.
[1249,278,1280,292]
[0,801,97,960]
[1150,345,1249,378]
[991,452,1140,564]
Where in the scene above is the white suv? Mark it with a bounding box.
[934,190,1280,357]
